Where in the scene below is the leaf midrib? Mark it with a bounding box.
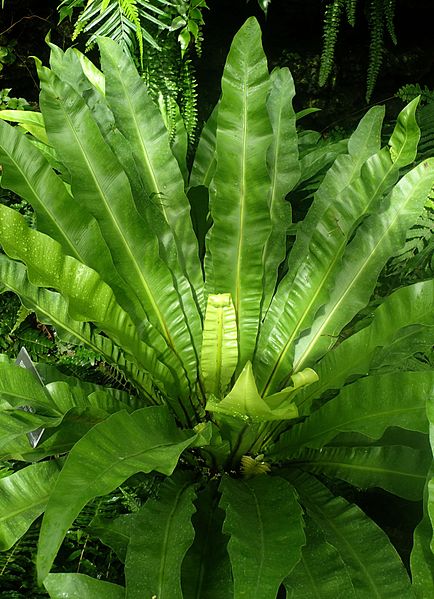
[293,171,430,372]
[264,149,395,394]
[58,94,176,353]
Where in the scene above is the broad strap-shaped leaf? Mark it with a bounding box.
[388,96,421,167]
[255,105,386,392]
[43,573,124,599]
[293,157,434,373]
[0,109,48,143]
[411,512,434,597]
[182,481,233,599]
[36,406,197,582]
[204,17,273,367]
[37,65,200,389]
[37,363,141,406]
[125,473,196,599]
[48,43,105,97]
[206,362,298,422]
[0,361,53,411]
[200,293,238,397]
[0,211,185,397]
[290,471,413,598]
[284,515,356,598]
[296,279,434,412]
[47,45,154,213]
[290,444,430,500]
[426,392,434,548]
[0,410,61,452]
[0,114,139,321]
[370,324,434,373]
[256,103,422,393]
[270,371,433,454]
[0,119,123,288]
[219,474,305,599]
[98,37,204,311]
[297,138,348,184]
[0,255,164,399]
[0,461,61,550]
[45,381,139,416]
[261,67,300,317]
[0,361,138,417]
[9,407,120,463]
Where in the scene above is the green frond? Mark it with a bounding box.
[120,0,144,63]
[319,0,346,87]
[396,83,434,105]
[383,0,397,44]
[417,101,434,159]
[179,57,198,147]
[366,0,384,102]
[345,0,357,27]
[387,189,434,282]
[142,37,198,150]
[320,0,397,100]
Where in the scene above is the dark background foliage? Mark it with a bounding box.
[2,0,434,128]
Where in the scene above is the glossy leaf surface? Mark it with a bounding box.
[206,362,298,422]
[205,17,272,367]
[37,407,196,582]
[291,472,413,598]
[261,67,300,316]
[125,474,196,599]
[219,474,305,598]
[182,481,233,599]
[0,461,61,550]
[38,65,198,388]
[293,158,434,372]
[200,293,238,397]
[298,279,434,411]
[256,105,386,392]
[43,573,125,599]
[292,445,429,500]
[284,516,356,598]
[271,371,433,453]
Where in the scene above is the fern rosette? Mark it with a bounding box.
[0,17,433,598]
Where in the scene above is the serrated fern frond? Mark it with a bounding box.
[142,35,198,149]
[179,56,198,146]
[70,0,173,60]
[383,0,397,44]
[366,0,384,102]
[395,83,434,106]
[319,0,346,87]
[320,0,397,101]
[345,0,357,27]
[387,190,434,282]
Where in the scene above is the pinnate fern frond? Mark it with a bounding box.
[320,0,397,101]
[179,57,198,146]
[345,0,357,27]
[319,0,346,87]
[396,83,434,106]
[70,0,173,57]
[366,0,384,102]
[383,0,397,44]
[388,190,434,281]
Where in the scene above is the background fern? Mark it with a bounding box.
[0,478,161,596]
[320,0,397,101]
[57,0,204,149]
